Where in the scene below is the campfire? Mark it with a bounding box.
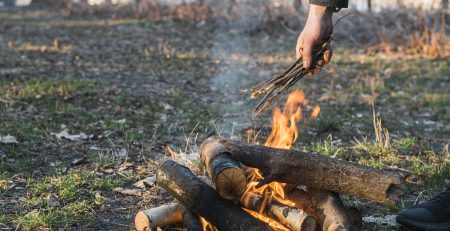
[134,90,407,231]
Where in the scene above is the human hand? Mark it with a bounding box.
[296,4,334,69]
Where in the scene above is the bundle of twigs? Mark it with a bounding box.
[243,14,352,118]
[241,38,330,118]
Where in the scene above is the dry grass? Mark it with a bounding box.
[51,1,450,58]
[334,9,449,57]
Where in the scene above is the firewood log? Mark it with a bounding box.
[156,160,272,231]
[287,189,361,231]
[241,192,317,231]
[199,174,315,231]
[202,136,407,204]
[134,202,202,231]
[200,140,247,200]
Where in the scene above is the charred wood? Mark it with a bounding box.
[156,160,272,231]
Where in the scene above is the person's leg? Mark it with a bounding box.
[396,188,450,231]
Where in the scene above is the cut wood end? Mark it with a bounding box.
[135,211,150,231]
[215,167,247,200]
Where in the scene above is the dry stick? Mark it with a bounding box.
[156,160,272,231]
[135,202,202,231]
[251,42,328,117]
[286,189,361,231]
[202,136,407,205]
[243,58,303,94]
[246,13,354,117]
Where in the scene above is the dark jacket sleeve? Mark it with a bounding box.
[309,0,348,8]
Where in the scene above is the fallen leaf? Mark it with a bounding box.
[101,168,114,174]
[0,134,18,144]
[118,162,133,171]
[113,187,142,197]
[133,176,156,189]
[51,129,93,141]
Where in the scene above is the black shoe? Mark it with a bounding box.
[396,188,450,231]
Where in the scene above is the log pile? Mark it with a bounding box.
[135,136,407,231]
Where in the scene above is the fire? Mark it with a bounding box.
[166,89,320,231]
[242,208,290,231]
[199,217,218,231]
[264,89,305,149]
[243,89,320,228]
[311,105,321,119]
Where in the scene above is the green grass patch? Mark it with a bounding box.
[0,77,93,101]
[309,140,345,157]
[17,170,122,230]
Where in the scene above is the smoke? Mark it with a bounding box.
[208,1,277,137]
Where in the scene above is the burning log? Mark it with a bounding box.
[156,160,272,231]
[134,202,202,231]
[241,192,317,231]
[200,139,247,200]
[202,136,407,204]
[287,189,361,231]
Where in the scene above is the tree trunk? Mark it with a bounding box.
[202,136,407,205]
[156,160,272,231]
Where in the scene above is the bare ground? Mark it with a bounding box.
[0,8,449,231]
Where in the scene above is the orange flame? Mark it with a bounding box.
[243,89,320,225]
[243,208,290,231]
[265,89,305,149]
[311,105,321,119]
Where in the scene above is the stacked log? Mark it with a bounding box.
[134,136,408,231]
[202,136,407,205]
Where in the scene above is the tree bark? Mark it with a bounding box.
[200,140,247,200]
[202,136,407,205]
[135,202,202,231]
[156,160,272,231]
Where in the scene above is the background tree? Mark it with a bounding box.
[442,0,449,9]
